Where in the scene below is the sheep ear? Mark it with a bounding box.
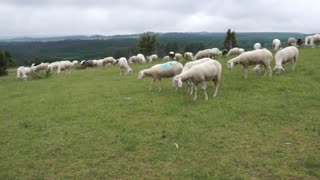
[178,77,183,87]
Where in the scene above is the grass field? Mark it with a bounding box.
[0,47,320,179]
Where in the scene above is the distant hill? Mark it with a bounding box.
[0,32,310,65]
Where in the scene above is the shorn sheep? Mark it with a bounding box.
[118,57,132,76]
[184,52,194,60]
[272,39,281,51]
[194,49,215,60]
[172,60,222,100]
[138,61,183,92]
[254,43,262,50]
[16,66,31,80]
[227,49,273,79]
[273,46,299,74]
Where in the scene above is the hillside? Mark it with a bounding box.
[0,32,309,65]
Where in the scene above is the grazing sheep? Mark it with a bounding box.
[95,59,106,67]
[254,43,262,50]
[287,37,297,46]
[72,60,79,66]
[305,36,312,45]
[272,39,281,51]
[137,54,147,64]
[103,57,117,65]
[57,61,73,74]
[81,60,95,68]
[226,47,242,56]
[184,52,194,60]
[194,49,215,60]
[147,54,158,62]
[217,51,222,57]
[310,34,320,45]
[118,57,132,76]
[169,51,175,59]
[273,46,299,74]
[30,62,49,72]
[16,66,31,80]
[239,48,245,54]
[128,56,139,64]
[222,49,228,55]
[181,58,213,95]
[163,56,170,61]
[172,60,222,100]
[227,49,273,79]
[138,61,183,92]
[174,53,183,60]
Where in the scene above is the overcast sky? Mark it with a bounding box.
[0,0,319,37]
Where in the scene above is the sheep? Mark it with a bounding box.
[272,39,281,51]
[16,66,31,80]
[57,61,73,74]
[147,54,158,62]
[172,60,222,100]
[47,61,60,72]
[31,62,49,72]
[310,34,320,45]
[95,59,106,67]
[102,57,117,65]
[181,58,213,95]
[174,53,183,60]
[212,48,220,58]
[163,56,170,61]
[194,49,215,60]
[217,51,222,57]
[287,37,297,46]
[222,49,228,55]
[137,54,146,64]
[81,60,95,68]
[72,60,79,66]
[184,52,194,60]
[138,61,183,92]
[169,51,175,59]
[305,36,312,45]
[273,46,299,74]
[118,57,132,76]
[254,43,262,50]
[226,47,242,56]
[128,56,139,64]
[239,48,245,54]
[227,49,273,79]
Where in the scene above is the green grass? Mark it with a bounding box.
[0,48,320,179]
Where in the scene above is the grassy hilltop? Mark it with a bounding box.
[0,47,319,179]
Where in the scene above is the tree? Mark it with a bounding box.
[0,51,8,76]
[224,29,239,50]
[4,51,16,67]
[138,33,158,55]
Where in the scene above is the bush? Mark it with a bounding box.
[30,71,52,80]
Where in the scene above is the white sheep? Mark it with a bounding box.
[31,63,49,72]
[172,60,222,100]
[273,46,299,74]
[57,61,73,74]
[305,36,312,45]
[194,49,215,60]
[163,56,170,61]
[16,66,31,80]
[181,58,213,95]
[239,48,245,54]
[227,49,273,79]
[147,54,158,62]
[217,51,222,57]
[254,43,262,50]
[287,37,297,46]
[137,54,146,64]
[174,53,183,60]
[128,56,139,64]
[184,52,194,60]
[95,59,106,67]
[72,60,79,66]
[226,47,242,56]
[310,34,320,45]
[118,57,132,76]
[272,39,281,51]
[103,57,117,65]
[138,61,183,92]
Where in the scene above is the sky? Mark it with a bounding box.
[0,0,319,37]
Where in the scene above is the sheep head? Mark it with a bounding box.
[138,71,145,80]
[227,60,234,70]
[172,76,183,88]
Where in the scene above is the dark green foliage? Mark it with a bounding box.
[184,42,205,53]
[138,33,158,55]
[0,51,8,76]
[30,70,52,80]
[224,29,239,50]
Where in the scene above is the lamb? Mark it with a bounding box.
[254,43,262,50]
[194,49,215,60]
[227,49,273,79]
[287,37,297,46]
[226,47,242,56]
[184,52,194,60]
[137,54,146,64]
[174,53,183,60]
[16,66,31,80]
[118,57,132,76]
[181,58,213,95]
[147,54,158,62]
[273,46,299,74]
[272,39,281,51]
[172,60,222,100]
[138,61,183,92]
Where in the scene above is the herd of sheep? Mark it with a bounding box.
[15,33,319,100]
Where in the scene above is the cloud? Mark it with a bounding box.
[0,0,319,37]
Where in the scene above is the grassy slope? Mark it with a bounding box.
[0,48,319,179]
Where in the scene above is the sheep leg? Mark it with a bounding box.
[119,69,122,76]
[201,81,208,100]
[190,83,194,96]
[213,79,220,97]
[149,79,156,91]
[242,66,248,79]
[193,85,198,100]
[158,79,162,92]
[291,57,297,71]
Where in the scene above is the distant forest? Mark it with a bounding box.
[0,32,308,65]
